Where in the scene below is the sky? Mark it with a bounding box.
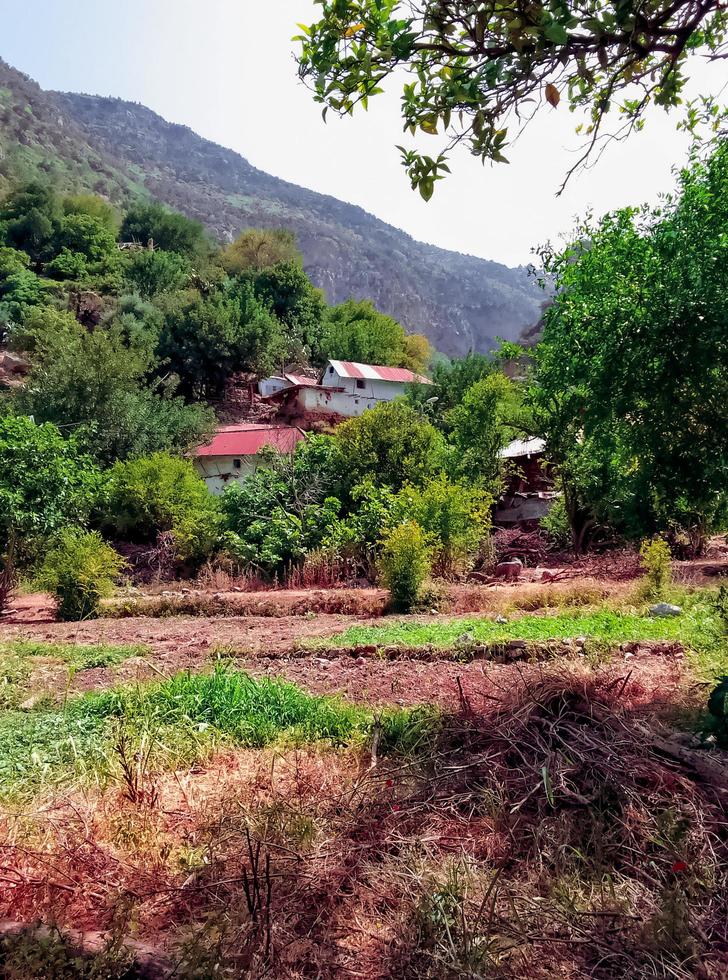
[0,0,724,266]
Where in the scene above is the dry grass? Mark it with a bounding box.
[2,664,726,978]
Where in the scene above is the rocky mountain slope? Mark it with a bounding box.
[0,59,542,355]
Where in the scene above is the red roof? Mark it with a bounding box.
[285,373,318,387]
[326,359,431,385]
[195,424,305,457]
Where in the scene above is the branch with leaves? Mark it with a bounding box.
[296,0,728,197]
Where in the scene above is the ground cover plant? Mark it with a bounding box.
[312,591,728,673]
[0,640,148,710]
[0,665,437,803]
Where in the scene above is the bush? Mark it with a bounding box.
[379,521,432,612]
[101,454,220,564]
[639,537,672,597]
[38,529,125,621]
[397,475,491,579]
[540,495,571,548]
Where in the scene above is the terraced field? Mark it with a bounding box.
[0,580,727,978]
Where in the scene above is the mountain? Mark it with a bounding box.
[0,59,542,356]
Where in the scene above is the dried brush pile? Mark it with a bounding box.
[1,668,726,979]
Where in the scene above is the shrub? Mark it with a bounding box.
[101,453,220,564]
[639,537,672,597]
[38,529,125,621]
[379,521,432,612]
[397,475,491,579]
[540,495,571,548]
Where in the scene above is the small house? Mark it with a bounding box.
[263,359,432,427]
[495,436,560,525]
[193,424,305,495]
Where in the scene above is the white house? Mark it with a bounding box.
[193,424,305,495]
[264,359,431,424]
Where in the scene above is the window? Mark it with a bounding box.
[329,365,334,374]
[233,459,242,470]
[356,379,366,389]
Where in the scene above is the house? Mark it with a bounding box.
[263,359,432,428]
[193,424,305,495]
[257,373,318,397]
[495,436,560,525]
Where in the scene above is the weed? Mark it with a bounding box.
[0,667,436,801]
[638,536,673,599]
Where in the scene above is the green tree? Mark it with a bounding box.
[0,183,60,262]
[397,475,491,578]
[63,194,121,235]
[0,416,99,609]
[16,325,213,463]
[335,401,446,492]
[120,203,207,257]
[535,143,728,547]
[408,352,495,420]
[378,521,431,611]
[102,454,220,563]
[38,529,125,621]
[320,298,409,367]
[296,1,728,197]
[123,248,190,299]
[251,261,325,359]
[159,285,285,399]
[221,228,301,274]
[447,373,529,488]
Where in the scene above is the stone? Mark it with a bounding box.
[649,603,682,617]
[495,615,508,625]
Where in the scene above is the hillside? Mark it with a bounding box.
[0,58,542,355]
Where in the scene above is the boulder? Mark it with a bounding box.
[649,602,682,617]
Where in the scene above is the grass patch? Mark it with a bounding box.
[314,598,726,665]
[0,641,148,709]
[0,668,438,802]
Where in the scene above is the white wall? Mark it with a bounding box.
[194,455,262,495]
[320,364,408,402]
[258,376,288,397]
[297,385,388,418]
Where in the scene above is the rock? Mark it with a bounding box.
[495,615,508,625]
[19,694,43,711]
[649,603,682,617]
[506,639,527,650]
[574,636,587,647]
[456,632,475,646]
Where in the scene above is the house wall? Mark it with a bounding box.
[258,376,288,397]
[194,454,262,495]
[297,384,383,418]
[320,365,407,402]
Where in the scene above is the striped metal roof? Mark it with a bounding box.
[499,437,546,459]
[327,360,431,385]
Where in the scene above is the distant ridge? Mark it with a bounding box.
[0,58,542,356]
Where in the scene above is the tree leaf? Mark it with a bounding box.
[344,22,365,37]
[545,83,561,107]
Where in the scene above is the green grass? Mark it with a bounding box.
[314,595,728,680]
[0,641,148,710]
[0,668,438,802]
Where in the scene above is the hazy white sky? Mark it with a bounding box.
[0,0,725,266]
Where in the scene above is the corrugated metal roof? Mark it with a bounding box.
[327,360,431,385]
[499,437,546,459]
[284,373,318,387]
[195,424,305,458]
